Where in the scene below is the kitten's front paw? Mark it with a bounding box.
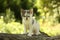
[28,33,32,36]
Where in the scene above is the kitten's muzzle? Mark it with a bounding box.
[26,17,28,20]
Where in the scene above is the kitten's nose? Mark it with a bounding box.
[26,17,28,20]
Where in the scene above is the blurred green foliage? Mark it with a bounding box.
[0,17,24,34]
[0,0,60,36]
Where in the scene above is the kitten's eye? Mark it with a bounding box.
[27,16,30,17]
[23,16,26,17]
[27,11,30,13]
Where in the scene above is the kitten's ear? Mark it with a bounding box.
[21,9,24,13]
[21,9,24,16]
[30,9,33,14]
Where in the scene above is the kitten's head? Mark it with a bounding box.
[21,9,33,20]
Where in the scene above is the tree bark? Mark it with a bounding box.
[0,33,60,40]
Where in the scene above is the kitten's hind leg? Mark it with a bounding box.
[36,27,40,35]
[36,31,40,35]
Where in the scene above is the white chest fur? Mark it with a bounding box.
[22,18,40,36]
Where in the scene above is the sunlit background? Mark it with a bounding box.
[0,0,60,37]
